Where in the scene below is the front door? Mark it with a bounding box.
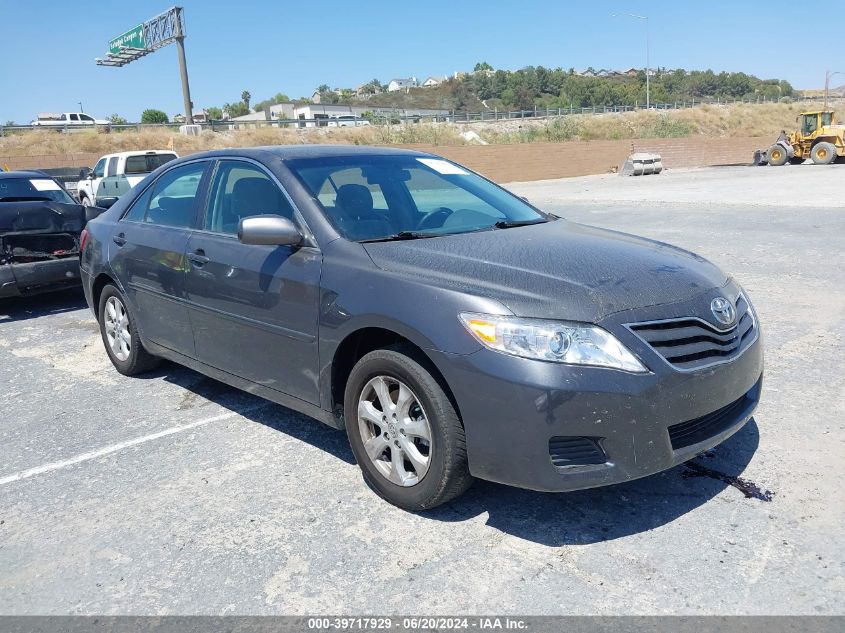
[184,159,322,404]
[114,160,209,357]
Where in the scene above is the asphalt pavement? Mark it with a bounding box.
[1,165,843,615]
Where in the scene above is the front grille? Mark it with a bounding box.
[628,294,756,371]
[549,436,606,467]
[668,384,757,450]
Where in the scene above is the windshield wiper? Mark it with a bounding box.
[493,219,548,229]
[359,231,440,243]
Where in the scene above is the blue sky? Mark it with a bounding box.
[0,0,828,123]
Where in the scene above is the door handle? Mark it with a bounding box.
[187,249,209,266]
[112,232,126,246]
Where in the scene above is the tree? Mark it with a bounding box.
[253,92,291,112]
[316,84,331,94]
[223,102,249,117]
[205,106,223,120]
[3,120,15,127]
[108,114,128,125]
[474,61,493,72]
[241,90,251,110]
[140,109,169,124]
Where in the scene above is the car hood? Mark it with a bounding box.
[363,219,728,322]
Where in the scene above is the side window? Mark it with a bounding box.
[143,162,207,228]
[803,115,817,135]
[123,185,153,222]
[93,158,107,178]
[69,114,80,121]
[106,157,118,177]
[204,161,295,234]
[81,114,94,122]
[315,167,387,210]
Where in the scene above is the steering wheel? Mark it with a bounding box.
[416,207,454,231]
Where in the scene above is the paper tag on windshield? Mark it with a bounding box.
[417,158,468,175]
[30,179,61,191]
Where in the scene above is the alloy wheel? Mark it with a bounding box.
[104,295,131,361]
[357,375,432,486]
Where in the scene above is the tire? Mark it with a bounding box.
[767,144,788,166]
[97,284,160,376]
[811,141,837,165]
[344,345,473,510]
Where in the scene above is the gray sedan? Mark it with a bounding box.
[80,146,763,510]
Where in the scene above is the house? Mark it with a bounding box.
[577,69,595,77]
[387,77,418,92]
[622,67,639,77]
[422,76,447,88]
[291,104,450,127]
[595,69,610,77]
[173,110,207,123]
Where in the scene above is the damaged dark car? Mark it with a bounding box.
[0,171,100,298]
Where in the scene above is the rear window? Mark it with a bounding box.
[124,153,178,175]
[0,177,75,204]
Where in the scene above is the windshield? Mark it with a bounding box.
[286,155,547,242]
[0,177,76,203]
[125,153,178,175]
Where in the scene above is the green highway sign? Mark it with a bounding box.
[108,25,145,54]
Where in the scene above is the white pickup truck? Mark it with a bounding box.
[31,112,110,127]
[77,150,179,207]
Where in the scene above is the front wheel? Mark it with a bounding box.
[344,345,473,510]
[98,284,160,376]
[767,144,788,166]
[811,142,837,165]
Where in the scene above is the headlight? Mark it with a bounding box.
[459,312,648,373]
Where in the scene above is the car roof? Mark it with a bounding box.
[178,144,435,162]
[99,150,178,159]
[0,170,55,180]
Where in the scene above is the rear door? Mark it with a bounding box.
[112,160,210,357]
[184,159,322,404]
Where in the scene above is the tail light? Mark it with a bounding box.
[79,228,89,257]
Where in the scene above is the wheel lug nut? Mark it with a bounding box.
[400,429,405,434]
[394,440,400,447]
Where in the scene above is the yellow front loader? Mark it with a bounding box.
[754,110,845,165]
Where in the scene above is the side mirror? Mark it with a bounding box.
[79,167,91,179]
[238,215,302,246]
[96,196,119,209]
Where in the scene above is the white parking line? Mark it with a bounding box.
[0,410,242,486]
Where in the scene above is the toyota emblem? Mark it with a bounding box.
[710,297,736,326]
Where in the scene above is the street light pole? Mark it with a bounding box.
[612,13,650,109]
[824,70,844,110]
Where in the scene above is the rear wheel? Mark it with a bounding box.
[98,284,160,376]
[344,345,473,510]
[811,142,837,165]
[767,145,788,166]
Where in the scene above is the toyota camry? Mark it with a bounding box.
[79,146,763,510]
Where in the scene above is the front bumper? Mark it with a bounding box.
[0,258,80,299]
[431,296,764,492]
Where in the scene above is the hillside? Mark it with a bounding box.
[2,101,836,160]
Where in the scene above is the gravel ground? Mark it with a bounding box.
[0,165,843,615]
